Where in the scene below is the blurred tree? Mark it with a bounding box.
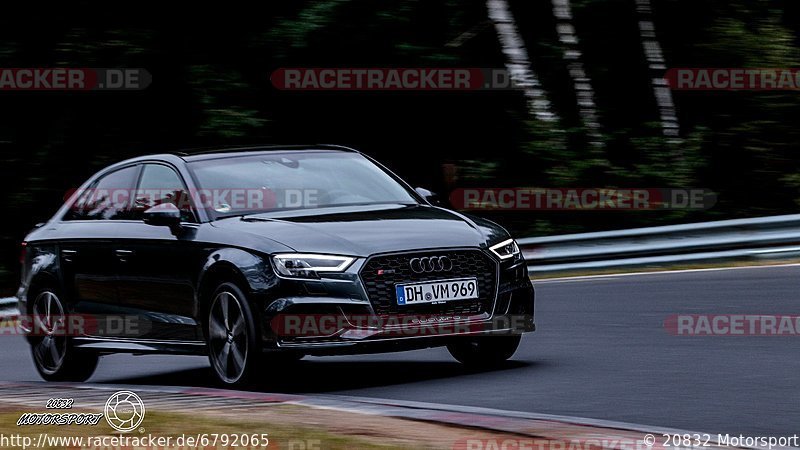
[189,65,266,138]
[552,0,603,147]
[635,0,680,139]
[0,0,800,291]
[486,0,558,122]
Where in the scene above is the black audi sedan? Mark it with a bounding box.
[16,145,535,386]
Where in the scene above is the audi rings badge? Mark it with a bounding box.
[409,256,453,273]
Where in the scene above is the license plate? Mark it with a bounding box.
[395,278,479,305]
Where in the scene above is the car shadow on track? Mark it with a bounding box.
[102,359,534,393]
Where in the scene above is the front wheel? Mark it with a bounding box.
[447,335,521,367]
[29,288,99,382]
[206,282,260,386]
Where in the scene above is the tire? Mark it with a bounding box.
[206,282,260,386]
[447,335,521,367]
[29,287,99,382]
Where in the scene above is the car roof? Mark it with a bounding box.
[175,144,358,162]
[101,145,360,171]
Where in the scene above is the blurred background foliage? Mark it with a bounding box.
[1,0,800,291]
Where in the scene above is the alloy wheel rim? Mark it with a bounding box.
[208,291,248,384]
[32,291,67,374]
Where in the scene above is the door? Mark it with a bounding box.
[113,163,202,341]
[59,165,140,318]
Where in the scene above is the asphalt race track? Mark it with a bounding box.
[2,265,798,436]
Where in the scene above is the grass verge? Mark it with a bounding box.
[0,402,525,450]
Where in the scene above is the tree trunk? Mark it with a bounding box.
[486,0,558,122]
[636,0,680,139]
[552,0,603,147]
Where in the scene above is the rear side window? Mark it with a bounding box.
[64,165,139,221]
[132,164,196,222]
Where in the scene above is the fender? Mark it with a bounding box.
[197,247,279,304]
[17,243,60,311]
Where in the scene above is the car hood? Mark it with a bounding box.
[211,204,507,256]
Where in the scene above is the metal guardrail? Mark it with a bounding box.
[518,214,800,274]
[0,297,16,317]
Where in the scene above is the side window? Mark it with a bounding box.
[133,164,196,222]
[64,166,139,221]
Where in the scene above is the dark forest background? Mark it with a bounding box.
[1,0,800,292]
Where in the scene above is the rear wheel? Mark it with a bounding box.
[447,335,521,367]
[29,288,99,382]
[206,282,259,386]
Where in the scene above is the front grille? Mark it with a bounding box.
[359,249,498,316]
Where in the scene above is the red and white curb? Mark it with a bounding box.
[0,381,783,450]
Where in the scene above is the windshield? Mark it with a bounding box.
[188,151,418,218]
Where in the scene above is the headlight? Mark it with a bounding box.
[272,253,355,278]
[489,238,521,260]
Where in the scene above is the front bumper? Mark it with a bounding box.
[259,262,535,355]
[275,316,535,356]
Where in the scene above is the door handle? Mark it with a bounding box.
[115,249,135,262]
[61,249,77,262]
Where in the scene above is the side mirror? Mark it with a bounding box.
[143,203,182,227]
[415,187,442,206]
